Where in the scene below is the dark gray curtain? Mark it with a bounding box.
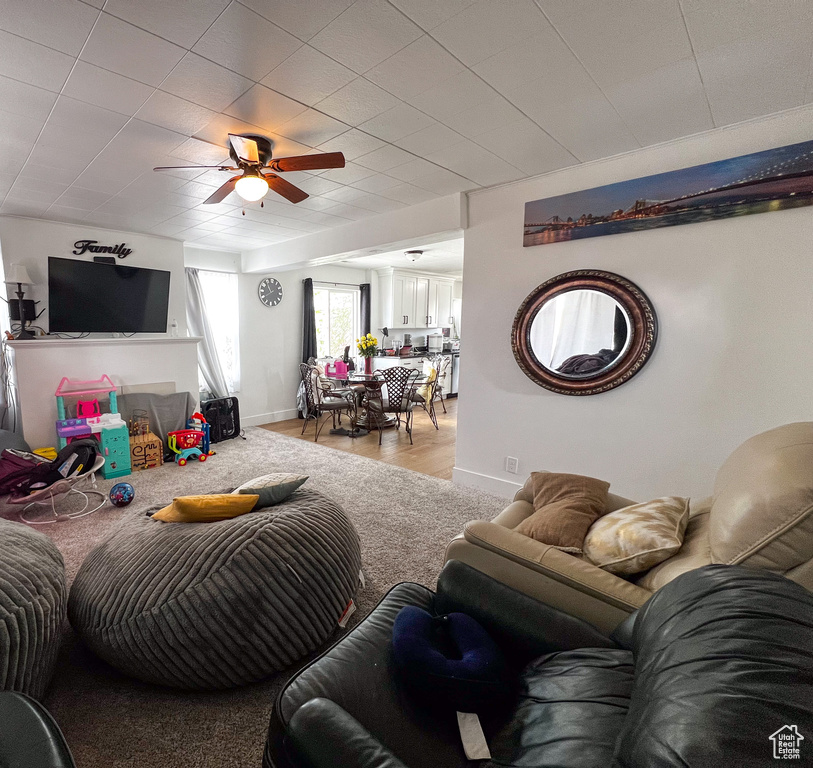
[302,278,317,363]
[360,283,371,336]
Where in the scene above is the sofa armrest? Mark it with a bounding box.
[463,521,651,613]
[435,560,616,663]
[289,699,409,768]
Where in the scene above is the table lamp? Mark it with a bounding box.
[5,264,35,339]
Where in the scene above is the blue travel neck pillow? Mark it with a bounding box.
[392,606,509,712]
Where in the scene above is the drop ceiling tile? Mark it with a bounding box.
[239,0,355,41]
[104,0,230,49]
[355,144,415,172]
[505,77,639,162]
[441,94,525,139]
[408,70,496,122]
[409,167,474,194]
[350,193,405,212]
[0,0,97,56]
[18,163,79,186]
[358,103,435,142]
[319,162,375,184]
[430,0,550,66]
[193,113,267,149]
[47,95,130,141]
[318,127,385,160]
[350,172,400,192]
[55,187,114,209]
[0,77,57,121]
[80,13,185,87]
[13,176,69,195]
[297,175,343,195]
[323,202,375,219]
[0,110,45,147]
[62,61,154,116]
[65,168,132,195]
[605,58,713,146]
[316,77,399,125]
[0,200,49,216]
[395,122,466,155]
[379,182,437,205]
[321,185,370,203]
[135,91,217,136]
[162,53,253,112]
[538,0,693,90]
[0,30,74,91]
[277,109,349,146]
[263,132,313,158]
[171,137,231,165]
[474,117,575,176]
[365,35,465,100]
[310,0,422,74]
[299,194,346,210]
[224,84,308,133]
[385,156,438,182]
[261,45,356,106]
[46,205,91,222]
[6,186,65,206]
[427,140,520,185]
[305,210,355,226]
[696,35,809,125]
[388,0,477,30]
[193,2,301,82]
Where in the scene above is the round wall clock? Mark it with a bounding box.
[258,277,283,307]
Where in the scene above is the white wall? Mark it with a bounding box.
[0,216,188,335]
[456,106,813,500]
[238,264,369,425]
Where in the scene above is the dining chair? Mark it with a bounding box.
[433,354,452,414]
[380,367,420,446]
[299,363,355,442]
[410,357,441,429]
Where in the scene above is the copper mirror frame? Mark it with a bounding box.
[511,270,658,396]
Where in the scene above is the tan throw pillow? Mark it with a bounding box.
[514,472,611,553]
[583,497,690,575]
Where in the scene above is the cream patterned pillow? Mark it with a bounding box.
[583,497,690,576]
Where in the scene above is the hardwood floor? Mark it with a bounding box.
[260,396,457,480]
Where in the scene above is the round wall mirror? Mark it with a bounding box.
[512,270,657,395]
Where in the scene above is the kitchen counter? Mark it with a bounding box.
[378,350,459,359]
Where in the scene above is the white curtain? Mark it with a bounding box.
[531,290,617,369]
[185,267,229,400]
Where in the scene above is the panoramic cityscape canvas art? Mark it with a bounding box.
[523,138,813,247]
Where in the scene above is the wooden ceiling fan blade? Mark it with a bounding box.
[154,165,237,171]
[203,176,241,204]
[268,152,345,173]
[228,134,259,163]
[262,173,308,204]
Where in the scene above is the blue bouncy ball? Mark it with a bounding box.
[109,482,135,507]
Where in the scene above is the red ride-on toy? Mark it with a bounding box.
[167,429,207,466]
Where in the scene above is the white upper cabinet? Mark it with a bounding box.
[379,268,457,329]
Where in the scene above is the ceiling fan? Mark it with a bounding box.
[153,133,345,205]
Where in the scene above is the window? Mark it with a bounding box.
[313,287,359,359]
[197,270,241,393]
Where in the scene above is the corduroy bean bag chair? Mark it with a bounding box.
[0,519,66,699]
[68,488,362,690]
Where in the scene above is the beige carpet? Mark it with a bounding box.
[0,427,505,768]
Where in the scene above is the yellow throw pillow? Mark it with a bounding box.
[151,494,260,523]
[415,365,437,402]
[583,497,690,575]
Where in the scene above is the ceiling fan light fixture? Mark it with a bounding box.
[235,174,269,202]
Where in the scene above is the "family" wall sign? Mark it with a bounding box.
[72,239,133,258]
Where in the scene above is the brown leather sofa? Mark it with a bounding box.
[445,422,813,632]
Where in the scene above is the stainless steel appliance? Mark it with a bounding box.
[449,354,460,395]
[403,333,412,345]
[428,333,443,353]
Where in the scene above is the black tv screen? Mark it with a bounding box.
[48,257,171,333]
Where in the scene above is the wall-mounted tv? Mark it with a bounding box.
[48,257,171,333]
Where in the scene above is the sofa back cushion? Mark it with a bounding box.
[613,565,813,767]
[710,422,813,571]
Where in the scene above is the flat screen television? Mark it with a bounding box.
[48,257,171,333]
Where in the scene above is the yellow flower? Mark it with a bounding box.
[366,333,372,339]
[355,338,359,343]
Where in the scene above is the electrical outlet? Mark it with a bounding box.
[505,456,519,474]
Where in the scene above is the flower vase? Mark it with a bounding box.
[364,356,372,374]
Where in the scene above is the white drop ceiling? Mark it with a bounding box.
[1,0,812,252]
[340,238,464,274]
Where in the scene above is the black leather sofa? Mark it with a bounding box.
[265,561,813,768]
[0,692,75,768]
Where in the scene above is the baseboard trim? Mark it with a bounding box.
[452,467,522,498]
[242,409,298,427]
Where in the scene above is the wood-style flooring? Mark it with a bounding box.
[260,397,457,480]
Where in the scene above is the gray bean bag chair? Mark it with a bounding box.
[68,488,362,690]
[0,519,66,699]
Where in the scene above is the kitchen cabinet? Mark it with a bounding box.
[379,268,456,329]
